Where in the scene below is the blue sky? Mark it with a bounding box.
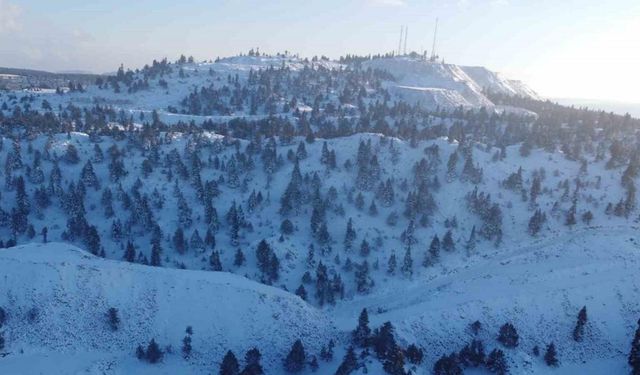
[1,0,639,102]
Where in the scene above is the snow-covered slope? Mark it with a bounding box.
[365,57,494,108]
[2,230,638,374]
[334,227,640,374]
[0,243,334,374]
[215,55,343,72]
[2,52,639,374]
[364,57,538,109]
[9,54,540,123]
[460,66,540,100]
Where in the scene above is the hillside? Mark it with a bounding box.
[333,226,640,374]
[2,55,538,124]
[363,57,538,110]
[0,242,334,374]
[1,229,638,374]
[459,66,540,100]
[1,52,640,374]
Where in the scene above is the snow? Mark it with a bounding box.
[0,242,334,374]
[460,66,541,100]
[3,54,539,127]
[332,226,640,373]
[365,57,494,108]
[1,53,636,374]
[364,57,539,111]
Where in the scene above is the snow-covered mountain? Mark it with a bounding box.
[1,52,639,375]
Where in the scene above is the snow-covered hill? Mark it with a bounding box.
[363,57,538,109]
[5,54,539,125]
[459,66,540,100]
[333,226,640,374]
[0,242,334,374]
[1,229,638,374]
[1,52,640,375]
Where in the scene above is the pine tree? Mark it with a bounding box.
[268,253,280,284]
[433,353,462,375]
[355,260,371,294]
[629,319,640,374]
[284,339,306,373]
[190,229,205,251]
[279,218,295,235]
[334,346,357,375]
[315,261,330,306]
[182,326,193,359]
[309,355,319,372]
[544,342,559,367]
[442,229,455,252]
[382,345,406,375]
[210,250,223,271]
[400,220,416,246]
[359,239,370,257]
[150,242,162,267]
[405,344,424,364]
[241,348,264,375]
[424,234,440,266]
[565,201,577,226]
[401,247,413,277]
[136,345,145,360]
[107,307,120,331]
[344,218,356,251]
[372,321,398,360]
[466,225,476,255]
[320,339,335,362]
[280,160,304,215]
[387,252,397,275]
[470,320,482,335]
[497,323,519,348]
[256,240,272,276]
[352,308,371,347]
[64,143,80,164]
[145,339,163,363]
[220,350,240,375]
[316,222,331,245]
[295,284,307,301]
[234,248,245,266]
[458,339,485,368]
[573,306,587,342]
[81,160,100,190]
[528,209,546,236]
[485,349,508,375]
[0,307,6,327]
[84,225,101,255]
[173,227,187,254]
[124,241,136,262]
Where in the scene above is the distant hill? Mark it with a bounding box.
[0,67,100,90]
[554,97,640,118]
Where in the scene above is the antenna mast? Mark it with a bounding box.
[404,26,408,55]
[430,18,439,62]
[398,25,404,56]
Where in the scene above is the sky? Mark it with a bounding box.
[1,0,639,103]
